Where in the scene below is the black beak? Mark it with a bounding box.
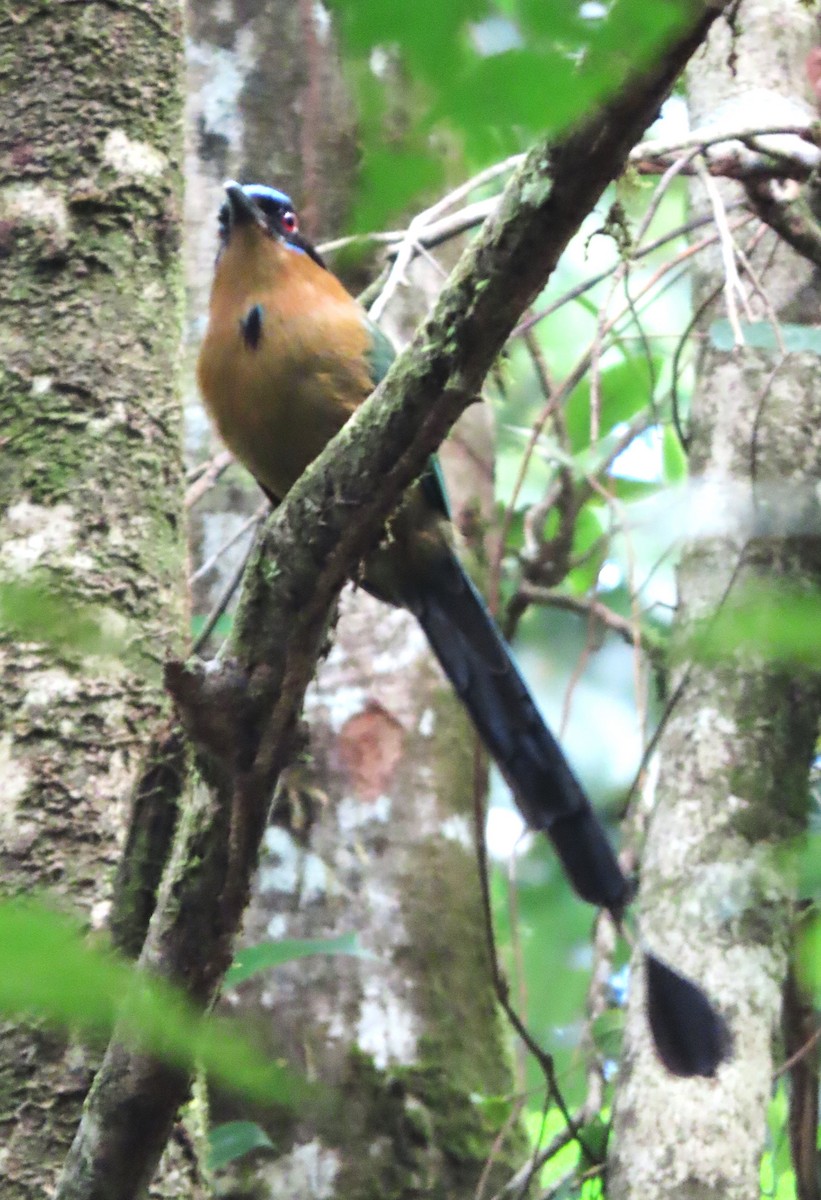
[223,180,265,231]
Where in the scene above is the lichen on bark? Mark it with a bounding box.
[609,4,821,1196]
[0,2,197,1196]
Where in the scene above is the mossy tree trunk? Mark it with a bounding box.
[609,3,821,1196]
[0,2,197,1195]
[183,4,521,1196]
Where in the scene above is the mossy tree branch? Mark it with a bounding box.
[56,4,730,1197]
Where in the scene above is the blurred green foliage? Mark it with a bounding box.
[329,0,694,226]
[688,584,821,669]
[226,932,372,987]
[710,319,821,354]
[0,898,320,1108]
[761,1085,798,1200]
[0,900,389,1173]
[0,577,134,664]
[208,1121,274,1171]
[39,0,815,1189]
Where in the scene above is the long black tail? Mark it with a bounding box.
[407,548,630,917]
[407,549,732,1078]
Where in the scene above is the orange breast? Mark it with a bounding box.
[197,229,374,501]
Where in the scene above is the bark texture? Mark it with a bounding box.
[0,2,196,1196]
[54,6,731,1196]
[609,4,821,1197]
[215,590,518,1199]
[183,6,513,1195]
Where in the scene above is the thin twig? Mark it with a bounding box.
[474,1095,528,1200]
[557,591,599,739]
[774,1024,821,1078]
[189,504,266,585]
[696,157,747,344]
[669,219,769,447]
[489,1103,595,1200]
[320,198,497,257]
[494,225,730,619]
[734,240,787,355]
[630,122,821,164]
[470,741,593,1162]
[192,537,256,655]
[516,587,658,658]
[589,148,700,443]
[369,155,524,321]
[185,449,234,508]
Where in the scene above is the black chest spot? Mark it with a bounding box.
[240,303,264,351]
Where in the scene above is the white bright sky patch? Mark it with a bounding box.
[307,683,368,729]
[611,425,662,481]
[186,32,256,151]
[369,47,389,77]
[312,2,330,41]
[469,15,523,55]
[597,560,622,591]
[259,1140,340,1200]
[646,93,690,143]
[440,814,472,850]
[485,805,530,861]
[266,913,288,939]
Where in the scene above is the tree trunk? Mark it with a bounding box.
[0,2,197,1195]
[183,5,520,1195]
[609,3,821,1196]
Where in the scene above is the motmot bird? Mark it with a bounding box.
[198,181,627,914]
[198,181,730,1076]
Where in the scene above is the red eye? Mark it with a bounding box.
[280,210,298,234]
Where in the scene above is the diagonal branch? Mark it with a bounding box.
[55,5,731,1197]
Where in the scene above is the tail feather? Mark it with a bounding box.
[405,550,732,1078]
[408,551,630,916]
[645,953,732,1077]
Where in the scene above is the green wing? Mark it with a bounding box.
[362,313,450,520]
[365,316,396,388]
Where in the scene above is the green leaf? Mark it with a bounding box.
[226,933,372,987]
[440,49,582,142]
[471,1093,515,1125]
[798,833,821,899]
[762,1084,797,1200]
[332,0,485,75]
[521,1102,580,1185]
[609,475,661,503]
[0,898,311,1106]
[332,0,696,226]
[0,577,132,662]
[686,584,821,668]
[661,423,687,483]
[571,503,605,557]
[578,1115,610,1166]
[351,147,443,233]
[499,505,526,555]
[208,1121,274,1171]
[517,0,587,42]
[565,503,606,594]
[589,1008,624,1061]
[190,613,233,640]
[794,912,821,1002]
[709,319,821,354]
[565,357,655,454]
